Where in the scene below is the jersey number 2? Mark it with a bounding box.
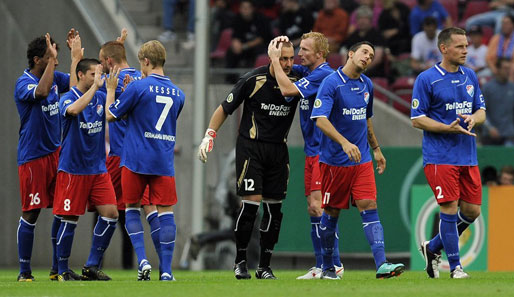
[155,95,173,131]
[435,186,444,200]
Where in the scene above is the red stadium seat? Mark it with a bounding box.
[461,1,490,22]
[391,76,415,91]
[440,0,458,23]
[327,53,343,69]
[393,92,412,115]
[210,28,232,60]
[254,54,270,67]
[372,77,390,103]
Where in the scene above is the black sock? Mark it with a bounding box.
[234,201,259,263]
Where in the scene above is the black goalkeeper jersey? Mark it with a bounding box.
[221,65,300,143]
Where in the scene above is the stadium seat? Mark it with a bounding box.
[461,1,489,23]
[371,77,389,103]
[391,76,415,115]
[254,54,270,67]
[327,53,343,69]
[391,76,415,91]
[210,28,232,60]
[393,92,412,115]
[440,0,458,23]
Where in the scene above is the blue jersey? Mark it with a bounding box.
[108,74,185,176]
[411,64,486,166]
[59,87,107,175]
[99,68,142,157]
[293,62,334,157]
[311,67,374,166]
[14,70,70,165]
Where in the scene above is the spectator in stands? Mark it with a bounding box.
[225,0,272,82]
[378,0,411,56]
[411,17,442,75]
[481,58,514,146]
[210,0,235,52]
[466,0,514,34]
[499,165,514,185]
[486,14,514,79]
[276,0,314,48]
[313,0,349,53]
[158,0,195,44]
[341,6,385,77]
[348,0,383,35]
[481,166,499,186]
[466,26,489,76]
[409,0,451,36]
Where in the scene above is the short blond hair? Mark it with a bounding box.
[138,40,166,67]
[301,32,330,58]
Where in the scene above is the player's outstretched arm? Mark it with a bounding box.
[268,38,298,97]
[34,33,58,99]
[69,35,83,88]
[316,117,362,163]
[412,115,477,137]
[105,66,120,122]
[198,105,228,163]
[366,118,385,174]
[66,64,105,116]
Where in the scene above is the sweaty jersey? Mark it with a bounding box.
[411,63,486,166]
[14,69,70,165]
[293,62,334,156]
[311,67,374,166]
[59,87,107,174]
[108,74,185,176]
[221,65,300,143]
[99,68,142,157]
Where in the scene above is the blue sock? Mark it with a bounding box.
[439,213,461,271]
[146,211,162,272]
[56,220,77,274]
[158,212,176,277]
[360,209,386,270]
[51,216,61,272]
[310,216,323,268]
[85,216,117,267]
[17,217,35,274]
[428,211,475,254]
[320,212,338,271]
[332,224,342,266]
[125,208,147,265]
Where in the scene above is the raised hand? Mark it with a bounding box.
[121,74,134,92]
[45,33,58,59]
[94,64,106,89]
[268,39,282,60]
[70,35,83,62]
[106,66,120,91]
[66,28,79,50]
[116,28,128,44]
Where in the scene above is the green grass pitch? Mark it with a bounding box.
[1,269,514,297]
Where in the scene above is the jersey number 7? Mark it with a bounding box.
[155,95,174,131]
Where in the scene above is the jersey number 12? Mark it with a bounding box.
[155,95,174,131]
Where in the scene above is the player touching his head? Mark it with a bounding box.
[198,40,300,280]
[311,41,405,280]
[412,27,486,279]
[14,30,82,282]
[268,32,343,280]
[54,59,119,281]
[106,40,185,281]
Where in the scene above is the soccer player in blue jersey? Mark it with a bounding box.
[54,59,119,281]
[311,41,405,280]
[268,32,343,280]
[106,40,185,281]
[412,27,486,279]
[98,31,162,280]
[14,31,82,282]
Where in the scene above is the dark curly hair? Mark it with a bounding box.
[26,35,59,69]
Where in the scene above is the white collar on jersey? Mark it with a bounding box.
[337,67,364,83]
[434,63,465,76]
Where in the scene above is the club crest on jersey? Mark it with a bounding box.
[96,104,104,116]
[364,92,370,104]
[466,85,474,97]
[314,99,322,108]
